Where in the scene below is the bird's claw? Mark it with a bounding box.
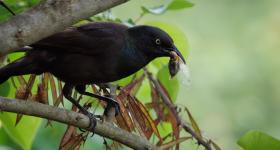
[104,101,120,117]
[78,112,97,137]
[86,112,97,133]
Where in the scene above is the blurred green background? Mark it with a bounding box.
[1,0,280,150]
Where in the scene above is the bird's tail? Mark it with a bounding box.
[0,68,10,84]
[0,46,33,58]
[0,56,40,84]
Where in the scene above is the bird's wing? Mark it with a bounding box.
[31,23,128,55]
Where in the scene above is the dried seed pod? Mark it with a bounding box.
[15,85,29,99]
[168,58,180,78]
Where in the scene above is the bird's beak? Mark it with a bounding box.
[167,46,186,78]
[171,46,186,64]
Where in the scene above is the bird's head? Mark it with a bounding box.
[127,25,186,77]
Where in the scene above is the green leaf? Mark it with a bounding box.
[0,80,10,97]
[27,0,41,6]
[157,65,179,101]
[0,80,42,150]
[136,78,152,104]
[0,126,8,145]
[0,113,42,150]
[0,0,40,23]
[8,52,24,62]
[157,122,173,138]
[238,130,280,150]
[141,0,193,15]
[141,5,166,15]
[0,127,22,150]
[167,0,194,10]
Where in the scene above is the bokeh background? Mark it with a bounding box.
[1,0,280,150]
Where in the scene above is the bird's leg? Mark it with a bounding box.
[75,85,120,116]
[0,1,16,15]
[62,83,97,132]
[104,84,118,122]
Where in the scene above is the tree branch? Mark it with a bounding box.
[145,70,213,150]
[0,96,159,150]
[0,0,129,56]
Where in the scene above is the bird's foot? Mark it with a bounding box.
[79,114,103,136]
[78,111,97,135]
[104,101,120,117]
[86,112,97,132]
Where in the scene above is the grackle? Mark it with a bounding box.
[0,17,185,131]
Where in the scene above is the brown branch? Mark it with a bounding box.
[0,96,159,150]
[145,70,212,150]
[0,0,129,56]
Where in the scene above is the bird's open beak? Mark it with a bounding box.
[168,46,186,78]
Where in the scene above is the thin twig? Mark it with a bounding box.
[104,84,117,123]
[0,96,159,150]
[0,1,16,15]
[145,69,212,150]
[134,12,145,23]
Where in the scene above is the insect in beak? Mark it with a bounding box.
[168,46,186,78]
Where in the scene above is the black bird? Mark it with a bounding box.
[0,22,185,130]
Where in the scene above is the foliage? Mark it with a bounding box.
[238,130,280,150]
[141,0,194,15]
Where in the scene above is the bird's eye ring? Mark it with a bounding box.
[155,38,161,45]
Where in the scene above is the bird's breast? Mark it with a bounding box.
[114,47,151,78]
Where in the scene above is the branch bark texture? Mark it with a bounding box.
[0,0,129,56]
[0,96,158,150]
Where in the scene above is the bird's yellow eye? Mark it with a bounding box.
[155,38,161,45]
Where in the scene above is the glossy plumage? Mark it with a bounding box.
[0,22,185,130]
